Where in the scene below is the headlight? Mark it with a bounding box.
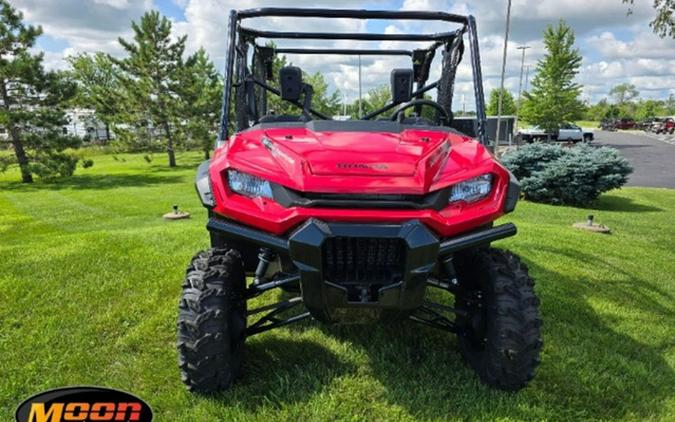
[449,174,493,204]
[227,169,273,199]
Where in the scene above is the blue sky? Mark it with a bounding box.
[14,0,675,109]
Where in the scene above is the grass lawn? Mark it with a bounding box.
[574,120,600,129]
[517,121,599,130]
[1,152,673,421]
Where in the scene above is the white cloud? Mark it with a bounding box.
[12,0,675,106]
[93,0,133,9]
[587,30,675,61]
[13,0,154,69]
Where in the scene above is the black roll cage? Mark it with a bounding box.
[217,7,487,146]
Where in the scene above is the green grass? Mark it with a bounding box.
[517,121,600,130]
[1,152,674,421]
[574,120,600,129]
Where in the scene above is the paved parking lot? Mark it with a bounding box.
[593,130,675,188]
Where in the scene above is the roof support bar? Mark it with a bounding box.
[237,8,468,23]
[274,48,413,56]
[218,10,238,145]
[467,16,488,147]
[240,27,457,42]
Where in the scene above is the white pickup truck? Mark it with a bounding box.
[517,123,594,143]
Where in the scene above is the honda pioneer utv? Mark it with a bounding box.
[178,7,542,393]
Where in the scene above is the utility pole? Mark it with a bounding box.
[514,45,530,141]
[524,65,530,92]
[358,55,363,118]
[342,91,347,116]
[495,0,513,153]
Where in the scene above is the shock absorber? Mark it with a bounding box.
[254,248,274,285]
[442,255,459,287]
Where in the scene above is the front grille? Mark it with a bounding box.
[322,237,406,286]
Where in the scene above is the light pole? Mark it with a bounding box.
[358,55,363,118]
[495,0,513,153]
[524,64,530,92]
[514,45,530,140]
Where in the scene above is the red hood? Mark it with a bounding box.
[218,125,494,194]
[267,127,447,177]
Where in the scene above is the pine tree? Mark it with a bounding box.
[0,0,79,183]
[116,11,187,167]
[181,48,222,159]
[520,20,584,133]
[68,52,122,143]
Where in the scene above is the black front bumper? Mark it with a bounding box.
[288,219,438,322]
[206,217,516,323]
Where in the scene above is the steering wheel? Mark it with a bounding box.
[391,99,451,126]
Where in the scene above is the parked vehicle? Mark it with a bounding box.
[614,118,636,130]
[178,7,542,394]
[517,123,593,143]
[646,118,663,133]
[637,118,657,131]
[655,117,675,134]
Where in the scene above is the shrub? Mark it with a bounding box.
[81,159,94,168]
[28,152,79,181]
[501,143,633,206]
[0,154,15,173]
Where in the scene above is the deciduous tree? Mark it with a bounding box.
[67,52,121,143]
[266,52,342,119]
[609,82,639,105]
[487,88,517,116]
[520,20,584,132]
[623,0,674,38]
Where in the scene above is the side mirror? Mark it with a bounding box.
[390,69,413,103]
[279,66,303,101]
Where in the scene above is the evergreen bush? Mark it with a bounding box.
[29,152,79,181]
[501,143,632,206]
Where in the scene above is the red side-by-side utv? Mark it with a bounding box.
[177,7,542,394]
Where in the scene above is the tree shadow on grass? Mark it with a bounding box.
[147,163,202,172]
[587,193,663,213]
[260,257,674,420]
[311,261,674,420]
[532,244,674,318]
[214,337,356,410]
[0,173,185,191]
